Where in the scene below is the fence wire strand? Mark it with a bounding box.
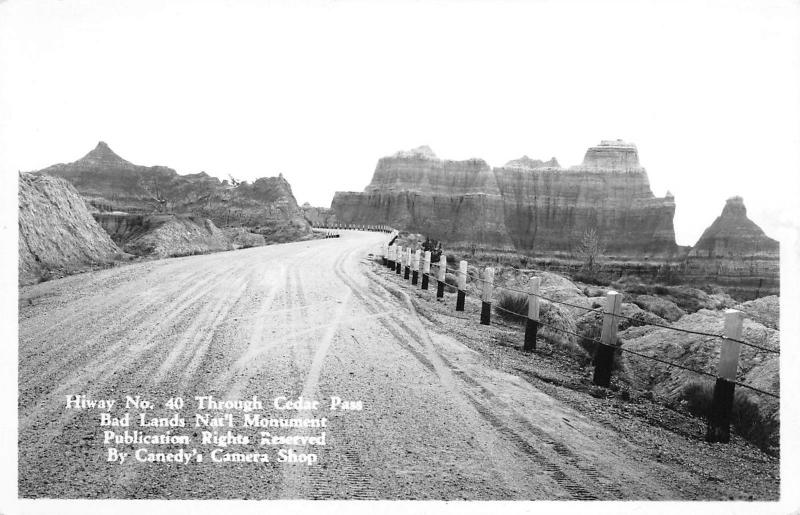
[381,251,781,399]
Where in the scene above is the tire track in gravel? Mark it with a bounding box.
[19,262,209,358]
[107,273,260,496]
[278,250,355,499]
[18,267,223,405]
[19,258,252,447]
[329,248,523,498]
[355,263,626,500]
[17,264,246,436]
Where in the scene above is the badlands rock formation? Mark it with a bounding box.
[35,142,312,239]
[495,141,678,257]
[332,146,515,250]
[93,213,234,257]
[333,141,677,256]
[682,197,779,298]
[300,202,338,227]
[19,174,121,285]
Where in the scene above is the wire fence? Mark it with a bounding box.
[382,253,780,401]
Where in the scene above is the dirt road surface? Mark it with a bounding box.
[17,230,772,500]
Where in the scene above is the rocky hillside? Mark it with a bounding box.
[93,213,234,257]
[19,174,121,285]
[332,141,677,257]
[333,146,514,250]
[301,202,338,227]
[495,141,678,257]
[35,142,312,240]
[682,197,779,298]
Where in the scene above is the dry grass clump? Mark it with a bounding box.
[443,273,459,293]
[680,380,779,454]
[493,292,585,357]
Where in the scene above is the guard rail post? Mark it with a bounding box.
[456,260,467,311]
[592,291,622,387]
[524,277,541,351]
[396,246,403,275]
[480,267,494,325]
[404,248,411,280]
[436,256,446,298]
[705,309,744,443]
[412,250,421,285]
[422,251,431,290]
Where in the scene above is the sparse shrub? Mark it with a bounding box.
[680,380,779,453]
[539,302,584,357]
[572,270,611,286]
[574,311,629,374]
[653,284,669,295]
[494,292,528,323]
[493,292,584,357]
[444,273,458,293]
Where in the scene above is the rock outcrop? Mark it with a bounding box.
[119,216,233,258]
[332,141,678,257]
[19,174,121,285]
[495,140,678,257]
[682,197,779,298]
[332,146,513,250]
[93,212,234,257]
[620,309,779,437]
[300,202,338,227]
[35,142,312,240]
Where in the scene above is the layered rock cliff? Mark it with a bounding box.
[495,141,678,257]
[333,141,677,257]
[332,146,513,249]
[35,142,312,240]
[682,197,779,298]
[19,174,121,285]
[300,202,338,227]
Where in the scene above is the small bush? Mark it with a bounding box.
[493,292,584,357]
[680,380,779,452]
[443,273,458,293]
[572,271,611,286]
[494,292,528,323]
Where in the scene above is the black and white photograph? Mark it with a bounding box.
[1,0,798,513]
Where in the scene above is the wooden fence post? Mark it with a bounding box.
[412,250,421,285]
[436,255,447,298]
[706,309,744,443]
[480,267,494,325]
[422,251,431,290]
[524,277,541,351]
[404,248,411,280]
[396,246,403,274]
[456,260,467,311]
[592,291,622,387]
[387,246,394,269]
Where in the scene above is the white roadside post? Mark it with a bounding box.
[412,249,422,285]
[593,291,623,387]
[456,260,468,311]
[422,251,432,290]
[480,267,495,325]
[706,309,745,443]
[524,277,541,351]
[395,246,403,275]
[436,254,447,298]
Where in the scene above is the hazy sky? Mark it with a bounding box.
[1,0,798,246]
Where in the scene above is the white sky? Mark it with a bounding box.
[1,0,798,246]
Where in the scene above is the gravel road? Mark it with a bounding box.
[18,230,747,500]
